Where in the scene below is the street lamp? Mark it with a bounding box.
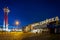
[15,20,20,30]
[15,21,19,26]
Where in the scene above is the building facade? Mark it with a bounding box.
[23,16,60,33]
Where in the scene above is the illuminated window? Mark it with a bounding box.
[45,19,49,24]
[51,18,55,22]
[48,18,52,23]
[55,16,59,21]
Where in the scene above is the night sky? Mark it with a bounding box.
[0,0,60,28]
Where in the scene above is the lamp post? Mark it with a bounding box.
[15,21,19,29]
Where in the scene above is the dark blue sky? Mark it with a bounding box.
[0,0,60,28]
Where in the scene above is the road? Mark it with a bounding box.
[0,32,36,40]
[0,32,60,40]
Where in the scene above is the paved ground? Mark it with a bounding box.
[0,32,36,40]
[0,32,60,40]
[22,33,60,40]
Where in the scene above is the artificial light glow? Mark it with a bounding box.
[15,21,19,25]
